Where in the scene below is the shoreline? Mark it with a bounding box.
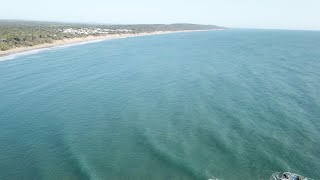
[0,30,214,59]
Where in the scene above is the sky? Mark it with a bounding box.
[1,0,320,30]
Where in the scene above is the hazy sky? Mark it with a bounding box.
[1,0,320,30]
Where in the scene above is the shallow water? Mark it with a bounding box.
[0,30,319,180]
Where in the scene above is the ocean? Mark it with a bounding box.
[0,30,319,180]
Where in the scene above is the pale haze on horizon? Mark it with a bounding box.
[1,0,320,30]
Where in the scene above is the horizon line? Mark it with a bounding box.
[1,18,320,32]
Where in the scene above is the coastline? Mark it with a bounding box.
[0,30,213,59]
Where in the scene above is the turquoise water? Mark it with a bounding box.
[0,30,320,180]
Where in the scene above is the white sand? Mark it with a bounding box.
[0,30,211,58]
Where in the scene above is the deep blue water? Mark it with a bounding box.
[0,30,320,180]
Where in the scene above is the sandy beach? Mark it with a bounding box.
[0,30,210,58]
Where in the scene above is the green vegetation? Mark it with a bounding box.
[0,20,224,51]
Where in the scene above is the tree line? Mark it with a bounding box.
[0,20,224,51]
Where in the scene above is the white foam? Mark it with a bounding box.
[0,48,50,61]
[0,39,110,62]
